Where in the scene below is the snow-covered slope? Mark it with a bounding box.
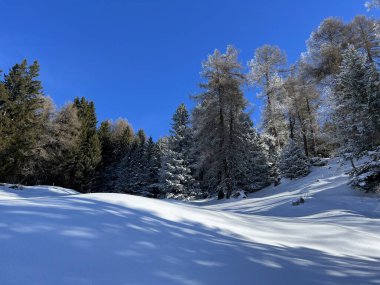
[0,159,379,285]
[0,184,79,200]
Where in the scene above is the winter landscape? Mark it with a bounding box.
[1,1,380,284]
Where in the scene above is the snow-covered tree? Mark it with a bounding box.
[141,137,161,197]
[350,147,380,193]
[234,114,271,191]
[333,46,380,160]
[305,17,349,81]
[282,66,321,157]
[160,104,199,199]
[279,140,310,179]
[365,0,380,10]
[193,46,271,198]
[349,16,380,65]
[115,129,147,195]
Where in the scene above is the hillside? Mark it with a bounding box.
[0,159,379,285]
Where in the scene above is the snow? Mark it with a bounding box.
[0,159,379,285]
[0,184,79,200]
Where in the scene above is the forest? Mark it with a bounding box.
[1,14,380,198]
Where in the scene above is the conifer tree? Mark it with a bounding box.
[0,60,47,183]
[115,129,147,195]
[160,104,198,199]
[333,46,380,160]
[279,139,311,179]
[142,137,161,197]
[193,46,269,198]
[248,45,289,148]
[67,97,101,192]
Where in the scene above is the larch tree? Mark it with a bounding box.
[193,46,269,198]
[248,45,289,149]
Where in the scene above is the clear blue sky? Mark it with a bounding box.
[0,0,376,139]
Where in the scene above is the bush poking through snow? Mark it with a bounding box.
[8,185,23,190]
[292,196,306,206]
[310,157,329,167]
[232,190,248,199]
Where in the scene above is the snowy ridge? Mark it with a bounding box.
[0,159,379,285]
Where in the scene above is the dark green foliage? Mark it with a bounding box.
[63,97,101,192]
[0,60,46,184]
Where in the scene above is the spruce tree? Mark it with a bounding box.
[279,139,311,179]
[116,129,147,195]
[67,97,101,192]
[160,104,198,199]
[333,46,380,160]
[143,137,161,197]
[0,60,47,184]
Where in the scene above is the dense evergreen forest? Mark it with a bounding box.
[1,14,380,197]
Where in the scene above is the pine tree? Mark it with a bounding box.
[279,139,311,179]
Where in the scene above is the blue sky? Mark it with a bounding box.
[0,0,375,139]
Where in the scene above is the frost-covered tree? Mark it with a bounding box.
[279,139,311,179]
[305,17,349,81]
[248,45,289,148]
[283,66,321,157]
[365,0,380,10]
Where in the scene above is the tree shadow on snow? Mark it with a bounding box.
[0,196,379,285]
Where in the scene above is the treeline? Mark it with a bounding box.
[1,14,380,196]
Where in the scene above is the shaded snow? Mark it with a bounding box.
[0,159,379,285]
